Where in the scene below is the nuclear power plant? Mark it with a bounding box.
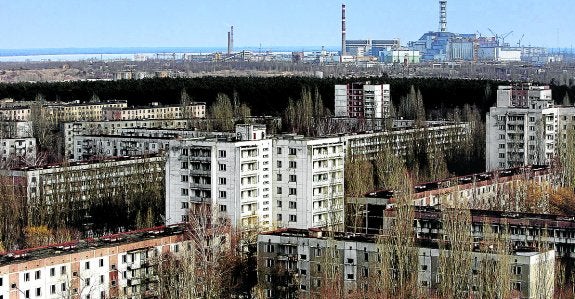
[341,0,551,64]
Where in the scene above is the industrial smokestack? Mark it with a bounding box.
[439,0,447,32]
[341,4,346,56]
[230,26,234,54]
[227,31,231,55]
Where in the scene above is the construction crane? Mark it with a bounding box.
[517,34,525,47]
[487,28,513,47]
[501,31,513,47]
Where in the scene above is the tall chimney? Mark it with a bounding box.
[439,0,447,32]
[230,26,234,54]
[227,31,231,55]
[341,4,346,56]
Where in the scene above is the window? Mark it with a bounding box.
[99,258,104,267]
[25,290,29,299]
[265,244,275,253]
[300,254,307,260]
[85,278,90,286]
[219,150,226,158]
[513,266,522,275]
[277,147,282,154]
[289,201,297,209]
[289,215,297,222]
[513,282,521,291]
[499,153,505,158]
[181,202,189,209]
[276,161,282,168]
[289,148,297,155]
[61,266,66,275]
[61,283,66,292]
[276,173,282,181]
[181,161,188,169]
[50,268,55,277]
[219,163,226,171]
[24,273,30,282]
[122,255,127,264]
[289,161,297,169]
[219,177,226,185]
[181,188,189,196]
[50,285,56,295]
[35,270,40,280]
[277,187,283,195]
[181,148,188,156]
[499,144,505,149]
[181,175,189,182]
[499,134,505,140]
[182,215,189,222]
[421,265,428,270]
[347,258,354,264]
[289,175,297,182]
[85,261,90,270]
[100,275,104,284]
[289,188,297,195]
[219,191,227,198]
[347,273,354,280]
[220,205,227,212]
[277,214,282,221]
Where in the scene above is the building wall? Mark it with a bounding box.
[486,85,575,171]
[0,232,185,299]
[0,138,37,168]
[63,119,191,159]
[334,83,391,119]
[257,231,555,299]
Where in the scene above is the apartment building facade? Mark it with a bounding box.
[165,125,273,231]
[486,84,575,171]
[335,82,391,119]
[257,229,555,299]
[273,136,345,230]
[0,226,186,299]
[0,121,32,138]
[101,102,206,121]
[0,155,165,229]
[63,119,192,159]
[0,138,37,168]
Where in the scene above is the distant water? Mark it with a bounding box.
[0,46,339,62]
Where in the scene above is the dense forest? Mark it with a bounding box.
[1,76,572,116]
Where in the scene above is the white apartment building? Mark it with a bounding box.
[0,155,165,227]
[0,106,31,121]
[166,125,273,231]
[258,229,555,299]
[0,138,37,167]
[0,227,186,299]
[63,119,192,159]
[273,136,345,230]
[0,121,33,138]
[102,102,206,121]
[72,129,235,161]
[335,82,391,119]
[486,84,575,171]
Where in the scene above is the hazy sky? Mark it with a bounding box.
[1,0,573,49]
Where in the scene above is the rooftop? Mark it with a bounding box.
[0,224,184,267]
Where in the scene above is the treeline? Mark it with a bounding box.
[0,76,508,115]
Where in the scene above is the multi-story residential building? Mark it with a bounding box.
[164,122,469,232]
[0,106,31,121]
[0,225,187,299]
[351,165,554,233]
[334,82,391,119]
[72,129,235,161]
[43,101,128,122]
[0,138,37,167]
[343,121,469,159]
[257,228,555,299]
[165,125,273,231]
[273,136,345,230]
[0,155,165,231]
[62,119,192,159]
[486,84,575,171]
[0,121,33,138]
[102,102,206,121]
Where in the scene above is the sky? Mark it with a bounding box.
[0,0,573,49]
